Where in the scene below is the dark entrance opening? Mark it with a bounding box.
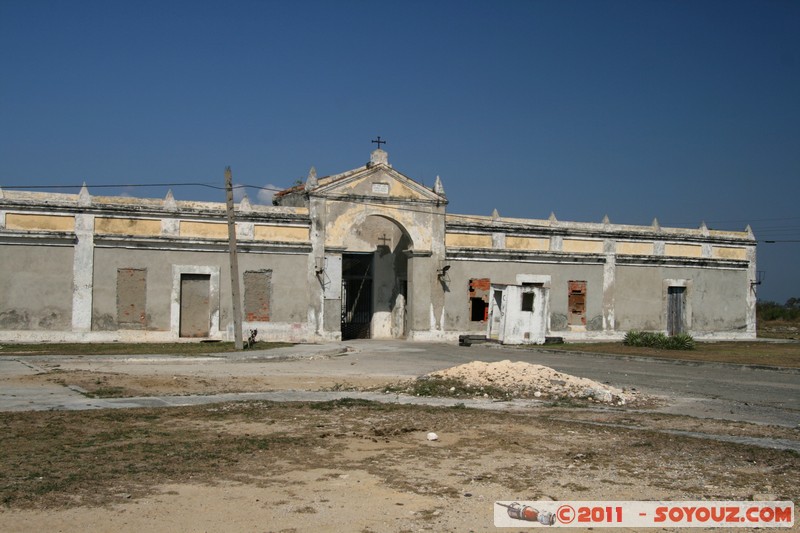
[341,253,373,340]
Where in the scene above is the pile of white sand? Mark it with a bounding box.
[428,360,634,405]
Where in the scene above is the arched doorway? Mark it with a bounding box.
[340,215,411,340]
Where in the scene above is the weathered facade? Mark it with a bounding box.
[0,148,757,343]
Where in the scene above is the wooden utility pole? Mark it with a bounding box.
[225,166,243,350]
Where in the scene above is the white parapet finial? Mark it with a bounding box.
[651,217,661,231]
[164,189,178,211]
[305,166,318,191]
[239,193,252,211]
[602,214,610,225]
[549,212,558,223]
[78,182,91,206]
[491,208,500,221]
[433,175,445,196]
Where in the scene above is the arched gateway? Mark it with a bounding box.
[340,215,411,339]
[274,148,448,341]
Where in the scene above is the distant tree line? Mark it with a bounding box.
[757,298,800,321]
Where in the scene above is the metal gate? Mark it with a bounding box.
[341,254,372,340]
[667,286,686,336]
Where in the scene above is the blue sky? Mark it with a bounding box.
[1,0,798,303]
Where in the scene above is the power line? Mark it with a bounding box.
[0,181,790,234]
[0,182,287,192]
[666,216,800,225]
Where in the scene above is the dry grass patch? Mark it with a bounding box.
[0,342,292,356]
[1,400,798,514]
[538,341,800,368]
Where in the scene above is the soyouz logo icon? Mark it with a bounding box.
[496,502,556,525]
[494,501,795,528]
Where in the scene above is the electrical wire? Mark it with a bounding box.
[0,182,287,192]
[2,181,797,234]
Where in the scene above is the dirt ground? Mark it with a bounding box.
[1,400,798,533]
[1,359,799,532]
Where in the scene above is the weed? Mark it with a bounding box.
[326,382,355,392]
[624,331,695,350]
[1,341,294,357]
[308,398,381,410]
[384,376,512,400]
[88,386,126,398]
[547,397,590,408]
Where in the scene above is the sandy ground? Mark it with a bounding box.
[1,350,798,532]
[2,401,798,533]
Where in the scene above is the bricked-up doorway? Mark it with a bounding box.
[117,268,147,329]
[341,253,373,340]
[179,273,211,337]
[244,270,271,322]
[568,280,587,326]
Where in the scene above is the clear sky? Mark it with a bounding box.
[1,0,798,303]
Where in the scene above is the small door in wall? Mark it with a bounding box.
[667,286,686,336]
[179,274,211,337]
[487,286,507,341]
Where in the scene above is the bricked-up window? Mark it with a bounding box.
[244,270,272,321]
[469,278,490,322]
[117,268,147,328]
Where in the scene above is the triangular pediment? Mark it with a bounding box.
[313,164,446,204]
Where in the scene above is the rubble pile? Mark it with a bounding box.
[429,360,635,405]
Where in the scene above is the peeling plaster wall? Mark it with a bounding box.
[615,265,749,336]
[253,225,309,242]
[90,248,310,334]
[92,248,172,331]
[712,246,748,260]
[180,221,229,239]
[665,243,703,258]
[325,201,436,252]
[562,238,604,254]
[338,168,422,199]
[5,213,75,232]
[442,260,604,335]
[445,233,493,248]
[0,157,756,343]
[616,241,654,255]
[505,236,550,251]
[0,245,73,330]
[239,253,310,325]
[95,217,161,236]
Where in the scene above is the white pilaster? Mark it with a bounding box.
[71,213,95,332]
[746,245,757,336]
[603,240,616,332]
